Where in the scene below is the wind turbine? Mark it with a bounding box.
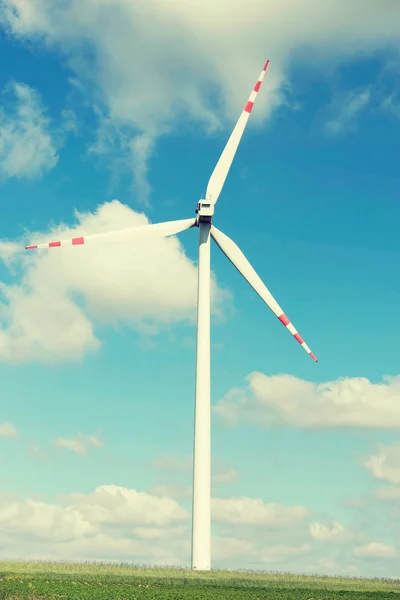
[26,60,317,571]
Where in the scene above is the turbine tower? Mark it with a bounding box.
[26,60,317,571]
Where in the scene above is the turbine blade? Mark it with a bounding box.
[25,218,196,250]
[206,60,269,205]
[210,225,317,362]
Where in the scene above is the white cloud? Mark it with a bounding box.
[0,422,18,437]
[0,241,20,266]
[374,486,400,502]
[257,543,312,564]
[0,482,393,575]
[325,88,371,136]
[354,542,398,559]
[2,0,400,197]
[0,81,58,180]
[215,372,400,429]
[148,484,192,500]
[88,121,156,204]
[0,200,228,364]
[310,520,352,542]
[0,483,314,568]
[212,536,256,561]
[308,557,359,576]
[212,497,309,525]
[0,484,189,564]
[364,442,400,484]
[128,133,155,204]
[0,484,311,566]
[63,485,189,529]
[212,466,238,485]
[54,433,103,455]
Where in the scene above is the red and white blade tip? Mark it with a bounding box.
[243,60,269,115]
[26,237,84,250]
[277,313,318,362]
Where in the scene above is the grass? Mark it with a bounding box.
[0,561,399,599]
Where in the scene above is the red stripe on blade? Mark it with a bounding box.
[254,80,261,92]
[278,314,290,327]
[72,236,84,245]
[309,352,318,362]
[49,241,61,247]
[25,245,38,250]
[244,101,254,113]
[294,333,304,345]
[263,60,270,71]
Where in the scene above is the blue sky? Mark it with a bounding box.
[0,0,400,577]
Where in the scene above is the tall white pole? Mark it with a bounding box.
[191,220,211,571]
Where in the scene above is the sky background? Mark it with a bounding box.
[0,0,400,577]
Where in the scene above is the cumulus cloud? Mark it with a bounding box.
[148,484,192,500]
[212,497,309,525]
[364,442,400,484]
[2,0,400,197]
[0,484,190,564]
[309,521,352,542]
[0,422,18,437]
[354,542,398,559]
[325,88,371,136]
[0,81,58,180]
[54,433,103,455]
[0,483,316,568]
[0,200,228,364]
[62,485,189,529]
[214,372,400,429]
[0,482,392,574]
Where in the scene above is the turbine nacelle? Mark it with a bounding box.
[195,199,214,224]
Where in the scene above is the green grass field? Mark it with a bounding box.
[0,561,399,599]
